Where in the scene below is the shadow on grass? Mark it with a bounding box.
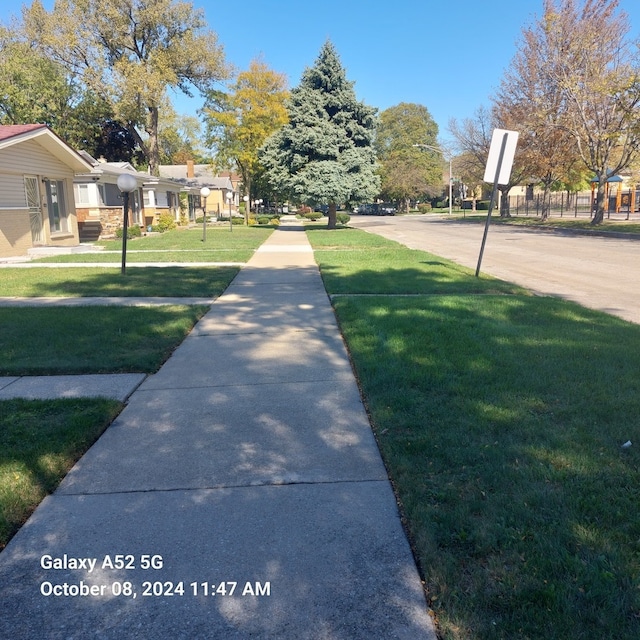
[0,266,239,298]
[333,293,640,638]
[319,263,525,297]
[0,305,209,375]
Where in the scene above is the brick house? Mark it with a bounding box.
[74,153,184,240]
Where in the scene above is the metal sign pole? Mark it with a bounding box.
[476,132,509,278]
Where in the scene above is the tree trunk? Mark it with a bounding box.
[591,178,606,225]
[327,202,337,229]
[499,185,511,218]
[540,182,552,221]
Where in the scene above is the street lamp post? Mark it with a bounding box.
[200,186,210,242]
[226,191,233,232]
[117,173,138,275]
[243,194,249,225]
[414,144,453,216]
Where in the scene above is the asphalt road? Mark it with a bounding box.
[348,215,640,325]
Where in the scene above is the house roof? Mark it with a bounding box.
[0,124,93,173]
[75,151,145,185]
[0,124,48,141]
[75,152,184,191]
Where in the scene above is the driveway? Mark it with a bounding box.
[348,215,640,325]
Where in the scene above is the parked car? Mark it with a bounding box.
[355,203,396,216]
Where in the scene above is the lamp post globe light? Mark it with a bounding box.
[200,186,210,242]
[117,173,138,275]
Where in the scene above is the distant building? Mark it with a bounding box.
[159,162,238,219]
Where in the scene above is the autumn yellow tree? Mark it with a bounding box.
[21,0,228,175]
[203,59,289,210]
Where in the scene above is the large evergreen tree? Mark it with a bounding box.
[260,41,379,228]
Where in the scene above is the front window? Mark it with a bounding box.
[46,180,69,233]
[130,189,142,224]
[74,183,90,206]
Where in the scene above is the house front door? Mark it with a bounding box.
[24,176,43,244]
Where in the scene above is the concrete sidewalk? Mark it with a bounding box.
[0,374,145,402]
[0,222,436,639]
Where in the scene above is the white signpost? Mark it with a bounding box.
[476,129,519,277]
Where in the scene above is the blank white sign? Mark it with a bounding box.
[483,129,519,185]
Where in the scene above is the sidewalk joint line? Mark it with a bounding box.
[134,377,354,394]
[58,478,390,497]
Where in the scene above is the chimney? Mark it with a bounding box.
[187,160,194,178]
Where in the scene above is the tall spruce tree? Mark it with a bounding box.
[260,41,379,228]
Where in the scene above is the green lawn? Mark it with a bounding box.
[0,399,122,550]
[0,266,238,298]
[308,228,525,296]
[426,212,640,235]
[308,227,640,640]
[495,216,640,234]
[97,225,272,252]
[11,226,275,290]
[0,305,208,375]
[35,250,253,262]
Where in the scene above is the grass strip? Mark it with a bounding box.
[34,250,252,263]
[426,213,640,235]
[308,228,525,296]
[308,227,640,639]
[0,398,122,549]
[494,216,640,234]
[0,266,238,298]
[0,305,208,375]
[95,226,274,251]
[33,226,274,263]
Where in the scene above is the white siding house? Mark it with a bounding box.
[0,124,93,258]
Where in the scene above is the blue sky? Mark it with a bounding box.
[3,0,639,145]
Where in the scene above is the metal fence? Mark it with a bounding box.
[507,190,640,219]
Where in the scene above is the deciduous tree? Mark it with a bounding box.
[22,0,228,175]
[0,27,142,162]
[517,0,640,224]
[260,41,379,228]
[376,103,441,213]
[450,105,529,217]
[159,110,208,164]
[203,59,289,207]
